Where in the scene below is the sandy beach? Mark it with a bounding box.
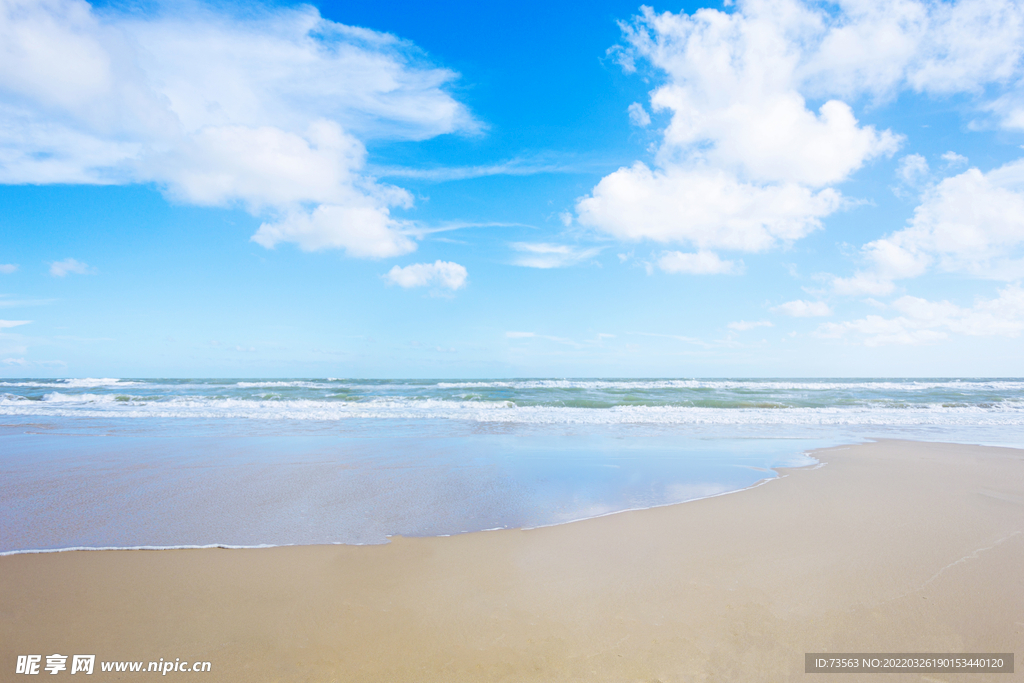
[1,439,1021,681]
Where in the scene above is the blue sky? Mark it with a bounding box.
[2,0,1024,377]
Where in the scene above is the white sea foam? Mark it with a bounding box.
[0,543,289,556]
[434,379,1024,392]
[232,381,336,388]
[0,378,139,388]
[40,392,123,403]
[1,394,1022,426]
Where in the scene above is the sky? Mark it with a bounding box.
[2,0,1024,378]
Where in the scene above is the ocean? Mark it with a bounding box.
[2,377,1023,553]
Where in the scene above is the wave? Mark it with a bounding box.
[5,378,1024,392]
[1,395,1023,426]
[0,378,140,388]
[231,380,340,388]
[436,379,1024,391]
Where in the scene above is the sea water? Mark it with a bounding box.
[2,378,1023,553]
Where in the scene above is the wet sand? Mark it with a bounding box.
[1,440,1022,681]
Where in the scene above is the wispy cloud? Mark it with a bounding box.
[658,251,743,275]
[49,258,95,277]
[53,335,115,342]
[505,331,615,348]
[407,221,536,237]
[0,295,55,308]
[816,285,1024,346]
[372,156,584,182]
[941,151,968,168]
[510,242,602,269]
[627,102,651,127]
[505,331,581,347]
[727,320,773,331]
[3,358,66,368]
[0,264,17,274]
[629,331,714,348]
[772,300,832,317]
[0,320,31,329]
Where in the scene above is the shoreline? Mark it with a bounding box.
[2,439,1022,681]
[0,455,796,557]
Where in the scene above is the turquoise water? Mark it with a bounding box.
[2,378,1024,436]
[2,378,1022,553]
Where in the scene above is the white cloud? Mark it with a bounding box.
[803,0,1024,101]
[627,102,651,127]
[773,299,832,317]
[49,257,94,277]
[831,271,900,297]
[252,201,415,258]
[510,242,602,269]
[372,155,574,182]
[658,250,743,275]
[0,264,16,274]
[941,151,969,168]
[576,2,901,255]
[0,0,476,257]
[578,164,842,251]
[816,284,1024,345]
[384,260,467,290]
[728,319,773,331]
[896,153,930,187]
[579,0,1024,258]
[835,158,1024,294]
[0,320,30,329]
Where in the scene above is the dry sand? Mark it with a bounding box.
[1,440,1022,682]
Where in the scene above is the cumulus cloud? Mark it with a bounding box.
[834,158,1024,294]
[0,0,476,257]
[0,319,30,329]
[579,165,841,252]
[510,243,602,269]
[802,0,1024,101]
[384,260,467,290]
[773,299,832,317]
[657,250,743,275]
[49,257,94,277]
[252,197,416,258]
[0,264,16,274]
[576,0,908,261]
[578,0,1024,267]
[816,284,1024,345]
